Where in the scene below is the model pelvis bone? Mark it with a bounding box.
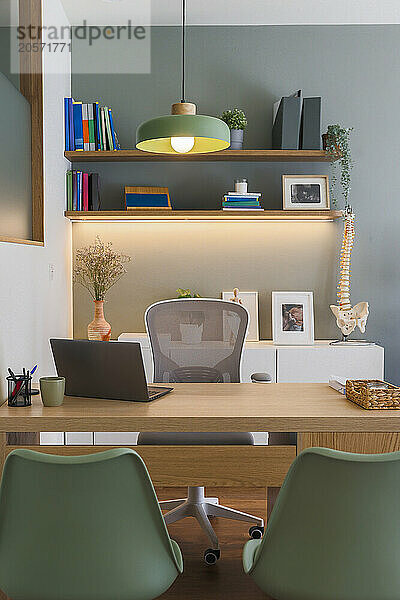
[330,302,369,337]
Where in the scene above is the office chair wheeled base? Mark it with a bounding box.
[160,486,264,563]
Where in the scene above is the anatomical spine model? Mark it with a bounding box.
[330,206,369,338]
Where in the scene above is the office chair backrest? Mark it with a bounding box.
[0,449,182,600]
[249,447,400,600]
[146,298,249,383]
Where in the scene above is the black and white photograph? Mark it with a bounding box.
[272,292,314,344]
[283,175,330,210]
[290,184,321,204]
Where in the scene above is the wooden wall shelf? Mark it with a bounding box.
[65,149,333,163]
[65,210,343,222]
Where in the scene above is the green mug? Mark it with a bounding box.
[39,377,65,407]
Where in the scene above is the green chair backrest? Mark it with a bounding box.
[248,447,400,600]
[0,448,182,600]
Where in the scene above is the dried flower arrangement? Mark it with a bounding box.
[74,237,131,301]
[74,237,131,340]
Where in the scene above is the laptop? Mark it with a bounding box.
[50,339,173,402]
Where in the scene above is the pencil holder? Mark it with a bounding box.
[7,374,32,407]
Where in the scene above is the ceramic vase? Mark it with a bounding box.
[230,129,244,150]
[88,300,111,341]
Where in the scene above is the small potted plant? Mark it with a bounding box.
[74,237,131,341]
[221,108,247,150]
[176,288,204,344]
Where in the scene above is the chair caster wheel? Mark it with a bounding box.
[204,548,220,565]
[249,526,264,539]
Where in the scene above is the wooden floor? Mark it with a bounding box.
[158,487,273,600]
[0,487,274,600]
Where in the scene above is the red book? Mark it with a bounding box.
[83,173,89,211]
[82,103,90,151]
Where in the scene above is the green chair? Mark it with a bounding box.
[0,448,183,600]
[243,447,400,600]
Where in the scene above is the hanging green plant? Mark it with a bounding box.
[323,124,354,207]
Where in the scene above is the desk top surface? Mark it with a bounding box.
[0,383,399,433]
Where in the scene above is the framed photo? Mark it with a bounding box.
[272,292,314,345]
[282,175,330,210]
[222,291,259,341]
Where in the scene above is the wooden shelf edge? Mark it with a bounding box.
[65,149,333,163]
[65,209,343,222]
[0,236,44,246]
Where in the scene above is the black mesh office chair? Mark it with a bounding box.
[138,298,270,564]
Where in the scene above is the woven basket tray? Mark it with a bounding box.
[346,380,400,410]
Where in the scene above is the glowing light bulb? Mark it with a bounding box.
[171,137,195,153]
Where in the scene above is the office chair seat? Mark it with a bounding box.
[0,448,182,600]
[243,447,400,600]
[171,365,223,383]
[138,298,265,563]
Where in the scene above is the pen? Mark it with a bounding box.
[8,368,17,383]
[30,365,38,377]
[10,369,23,400]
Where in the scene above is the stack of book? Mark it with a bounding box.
[66,171,101,211]
[64,98,121,152]
[222,191,263,211]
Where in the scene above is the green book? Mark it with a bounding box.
[66,170,73,211]
[223,202,260,207]
[104,106,114,150]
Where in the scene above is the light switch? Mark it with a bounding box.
[49,264,55,281]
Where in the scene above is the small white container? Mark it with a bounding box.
[234,178,248,194]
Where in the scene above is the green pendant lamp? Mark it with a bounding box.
[136,0,230,154]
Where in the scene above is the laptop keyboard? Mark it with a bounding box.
[148,387,160,397]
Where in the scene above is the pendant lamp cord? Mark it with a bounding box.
[181,0,186,102]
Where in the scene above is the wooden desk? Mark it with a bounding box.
[1,383,400,489]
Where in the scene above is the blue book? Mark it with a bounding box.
[223,203,260,207]
[79,171,83,210]
[73,102,84,151]
[94,102,102,150]
[225,197,261,201]
[64,98,70,151]
[76,172,80,210]
[108,109,117,151]
[222,196,259,205]
[68,98,74,151]
[72,171,77,210]
[223,198,259,204]
[125,186,171,209]
[126,193,170,208]
[76,171,81,210]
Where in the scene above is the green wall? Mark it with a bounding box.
[0,28,32,240]
[72,25,400,382]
